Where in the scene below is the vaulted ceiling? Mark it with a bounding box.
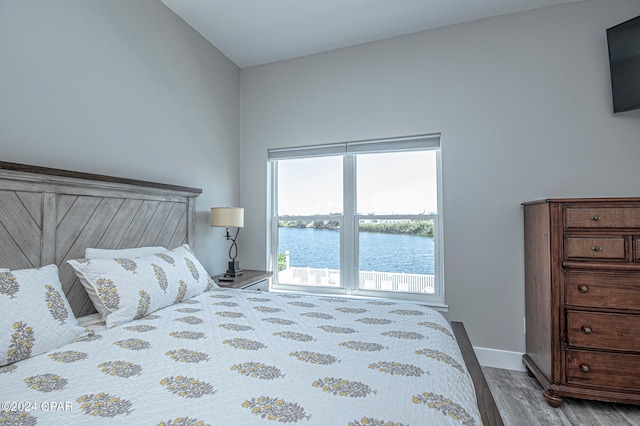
[161,0,583,68]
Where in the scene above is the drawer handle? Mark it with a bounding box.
[579,363,590,373]
[581,325,592,334]
[589,215,601,221]
[591,246,602,252]
[578,284,589,293]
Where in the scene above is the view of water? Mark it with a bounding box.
[278,227,435,275]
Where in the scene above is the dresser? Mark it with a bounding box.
[523,198,640,407]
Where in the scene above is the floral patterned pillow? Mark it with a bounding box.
[84,246,167,259]
[68,244,217,327]
[76,246,168,319]
[0,264,85,366]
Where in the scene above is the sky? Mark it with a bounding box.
[277,150,438,216]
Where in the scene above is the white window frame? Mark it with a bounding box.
[268,134,444,307]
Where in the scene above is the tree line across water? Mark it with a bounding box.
[279,220,434,237]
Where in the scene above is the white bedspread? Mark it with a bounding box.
[0,289,481,425]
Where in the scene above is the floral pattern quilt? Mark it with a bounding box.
[0,289,481,425]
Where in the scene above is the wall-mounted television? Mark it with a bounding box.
[606,15,640,113]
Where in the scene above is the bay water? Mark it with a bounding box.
[278,227,435,275]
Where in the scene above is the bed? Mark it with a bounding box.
[0,162,502,426]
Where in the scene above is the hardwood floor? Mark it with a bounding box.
[483,367,640,426]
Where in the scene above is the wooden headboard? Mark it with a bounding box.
[0,162,201,317]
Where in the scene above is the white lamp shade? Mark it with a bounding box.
[210,207,244,228]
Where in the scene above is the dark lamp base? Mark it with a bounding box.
[225,260,243,277]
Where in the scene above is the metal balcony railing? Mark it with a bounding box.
[277,267,435,294]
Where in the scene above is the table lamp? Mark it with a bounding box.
[210,207,244,277]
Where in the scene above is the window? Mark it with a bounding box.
[269,134,443,306]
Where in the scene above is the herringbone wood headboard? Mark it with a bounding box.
[0,162,201,317]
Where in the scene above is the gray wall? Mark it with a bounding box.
[239,0,640,358]
[0,0,241,274]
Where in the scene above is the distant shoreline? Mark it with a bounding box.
[278,220,434,237]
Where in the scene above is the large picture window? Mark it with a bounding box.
[269,134,443,305]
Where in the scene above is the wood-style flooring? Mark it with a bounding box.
[483,367,640,426]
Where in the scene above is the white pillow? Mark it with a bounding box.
[79,247,168,317]
[0,264,85,366]
[68,245,217,327]
[0,268,9,273]
[85,246,167,259]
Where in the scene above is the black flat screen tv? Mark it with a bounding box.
[606,15,640,113]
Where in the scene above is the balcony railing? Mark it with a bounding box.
[277,267,435,294]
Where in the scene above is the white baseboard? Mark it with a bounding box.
[473,346,525,372]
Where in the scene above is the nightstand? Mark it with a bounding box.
[212,270,273,291]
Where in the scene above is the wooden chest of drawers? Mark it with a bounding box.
[523,198,640,407]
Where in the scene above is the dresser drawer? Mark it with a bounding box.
[565,271,640,311]
[566,311,640,352]
[566,349,640,390]
[565,207,640,229]
[564,236,626,261]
